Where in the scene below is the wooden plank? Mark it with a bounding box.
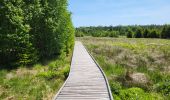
[54,41,113,100]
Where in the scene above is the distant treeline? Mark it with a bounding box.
[0,0,74,67]
[75,25,170,38]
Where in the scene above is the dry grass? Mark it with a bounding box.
[78,37,170,99]
[0,54,72,100]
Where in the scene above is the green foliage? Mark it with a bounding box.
[148,30,159,38]
[75,26,120,37]
[0,54,71,99]
[126,29,133,38]
[91,30,103,37]
[109,31,119,37]
[62,65,70,79]
[134,28,143,38]
[143,29,149,38]
[0,0,38,66]
[37,71,61,80]
[76,25,170,39]
[75,31,84,37]
[118,88,162,100]
[37,58,70,80]
[0,0,74,67]
[155,80,170,96]
[110,82,122,95]
[1,75,46,99]
[161,25,170,38]
[119,88,144,99]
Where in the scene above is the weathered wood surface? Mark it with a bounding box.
[54,41,113,100]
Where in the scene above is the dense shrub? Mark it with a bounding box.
[126,29,133,38]
[109,31,119,37]
[119,88,145,99]
[155,80,170,96]
[110,82,122,95]
[134,28,143,38]
[0,0,37,66]
[148,30,159,38]
[91,30,104,37]
[161,25,170,38]
[0,0,74,67]
[143,29,149,38]
[75,31,84,37]
[118,88,162,100]
[62,65,70,79]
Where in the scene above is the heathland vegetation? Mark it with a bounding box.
[0,56,71,99]
[0,0,74,99]
[78,37,170,100]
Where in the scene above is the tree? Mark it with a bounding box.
[148,30,159,38]
[0,0,38,66]
[126,29,133,38]
[143,29,149,38]
[161,25,170,38]
[134,28,143,38]
[109,31,119,37]
[0,0,74,67]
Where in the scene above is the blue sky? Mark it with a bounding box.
[68,0,170,27]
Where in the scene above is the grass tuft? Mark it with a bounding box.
[79,37,170,99]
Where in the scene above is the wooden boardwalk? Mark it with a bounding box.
[54,41,113,100]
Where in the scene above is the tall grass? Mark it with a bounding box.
[0,54,72,99]
[78,37,170,100]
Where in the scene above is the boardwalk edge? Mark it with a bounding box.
[83,42,114,100]
[53,42,75,100]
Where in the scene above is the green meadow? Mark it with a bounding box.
[0,55,71,100]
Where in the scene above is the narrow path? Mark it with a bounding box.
[54,41,113,100]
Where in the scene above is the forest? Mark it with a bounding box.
[0,0,74,99]
[75,25,170,38]
[0,0,74,67]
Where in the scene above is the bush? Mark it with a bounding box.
[118,87,162,100]
[143,29,149,38]
[75,31,84,37]
[126,29,133,38]
[134,28,143,38]
[155,80,170,96]
[148,30,159,38]
[62,65,70,79]
[110,82,122,95]
[119,88,145,100]
[161,25,170,38]
[109,31,119,37]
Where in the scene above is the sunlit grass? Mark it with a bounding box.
[0,54,72,100]
[78,37,170,100]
